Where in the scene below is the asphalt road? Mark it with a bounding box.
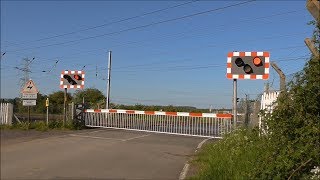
[1,128,209,179]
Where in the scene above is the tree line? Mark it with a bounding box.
[1,88,231,114]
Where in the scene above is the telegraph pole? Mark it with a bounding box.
[270,62,286,92]
[0,52,6,99]
[106,51,112,109]
[305,0,320,59]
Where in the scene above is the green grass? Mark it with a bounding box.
[189,128,267,180]
[1,120,85,131]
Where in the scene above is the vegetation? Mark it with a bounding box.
[0,120,81,131]
[2,88,231,114]
[190,22,320,179]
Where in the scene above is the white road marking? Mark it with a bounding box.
[69,134,123,141]
[122,134,150,141]
[179,163,190,180]
[196,137,213,152]
[179,137,212,180]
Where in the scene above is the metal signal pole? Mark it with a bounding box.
[63,88,67,126]
[233,79,237,128]
[106,51,112,109]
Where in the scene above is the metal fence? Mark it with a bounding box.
[84,109,233,138]
[0,103,13,125]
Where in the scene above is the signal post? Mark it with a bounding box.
[227,52,270,127]
[60,70,85,126]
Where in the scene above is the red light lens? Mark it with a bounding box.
[74,75,82,80]
[253,57,262,66]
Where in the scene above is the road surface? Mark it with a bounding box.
[1,128,211,179]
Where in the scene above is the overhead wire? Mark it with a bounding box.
[2,9,304,66]
[2,0,199,48]
[6,0,255,53]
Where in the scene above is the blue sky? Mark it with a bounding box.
[0,1,314,108]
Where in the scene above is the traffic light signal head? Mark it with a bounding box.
[227,52,270,80]
[60,70,85,89]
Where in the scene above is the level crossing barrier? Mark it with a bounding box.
[84,109,233,138]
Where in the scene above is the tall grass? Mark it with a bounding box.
[0,120,84,131]
[190,128,268,180]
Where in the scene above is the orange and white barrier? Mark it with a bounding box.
[84,109,233,138]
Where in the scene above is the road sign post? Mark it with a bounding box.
[60,70,85,126]
[21,80,39,123]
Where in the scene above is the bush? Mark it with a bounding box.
[190,128,268,180]
[48,120,64,129]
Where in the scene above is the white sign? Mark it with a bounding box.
[23,100,37,106]
[22,93,37,99]
[21,80,39,94]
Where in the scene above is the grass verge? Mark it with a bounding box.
[0,120,85,131]
[189,128,267,180]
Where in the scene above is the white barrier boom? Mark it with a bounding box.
[84,109,233,138]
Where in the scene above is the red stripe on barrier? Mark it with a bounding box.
[239,52,245,56]
[166,112,177,116]
[189,113,202,117]
[126,110,135,114]
[109,109,117,113]
[227,52,233,57]
[94,109,101,112]
[251,52,257,57]
[227,63,232,68]
[263,52,270,57]
[145,111,155,115]
[216,114,232,118]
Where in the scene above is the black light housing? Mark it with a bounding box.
[63,75,77,85]
[243,64,253,74]
[235,58,244,67]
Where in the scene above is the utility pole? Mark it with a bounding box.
[0,52,6,99]
[270,62,286,92]
[106,51,112,109]
[305,0,320,59]
[18,57,34,123]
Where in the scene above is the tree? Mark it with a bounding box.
[48,91,72,114]
[73,88,105,109]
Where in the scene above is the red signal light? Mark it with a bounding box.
[253,57,262,66]
[74,75,82,80]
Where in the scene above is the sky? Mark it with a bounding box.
[0,1,314,109]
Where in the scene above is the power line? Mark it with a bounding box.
[3,1,199,48]
[6,0,255,53]
[3,9,303,65]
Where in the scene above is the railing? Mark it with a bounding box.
[84,109,233,138]
[0,103,13,125]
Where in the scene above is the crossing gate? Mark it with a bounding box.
[84,109,233,138]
